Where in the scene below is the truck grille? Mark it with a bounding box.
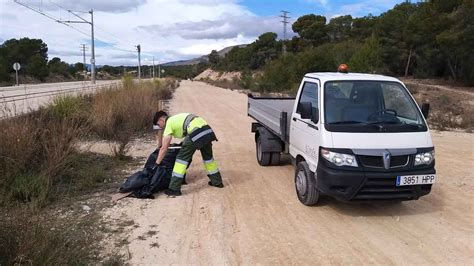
[353,176,415,200]
[359,155,409,169]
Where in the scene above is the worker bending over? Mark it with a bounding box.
[153,111,224,196]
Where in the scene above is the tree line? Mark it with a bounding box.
[0,38,146,85]
[0,37,207,84]
[207,1,474,92]
[0,38,88,84]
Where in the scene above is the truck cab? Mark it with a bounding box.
[248,70,436,205]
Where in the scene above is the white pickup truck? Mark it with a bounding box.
[248,70,436,205]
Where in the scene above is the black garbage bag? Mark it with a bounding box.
[131,166,172,198]
[144,149,159,170]
[118,144,183,198]
[131,145,181,198]
[119,168,154,193]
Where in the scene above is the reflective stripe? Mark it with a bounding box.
[203,159,214,164]
[175,159,189,166]
[207,169,219,175]
[173,161,188,175]
[183,114,197,136]
[191,129,213,142]
[204,159,219,174]
[172,172,185,178]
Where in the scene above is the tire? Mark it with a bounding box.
[295,161,320,206]
[270,152,281,166]
[256,137,271,166]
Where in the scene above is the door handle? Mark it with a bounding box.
[292,117,297,121]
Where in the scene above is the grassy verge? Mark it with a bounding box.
[0,76,177,264]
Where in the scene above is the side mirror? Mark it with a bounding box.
[421,102,430,119]
[311,108,319,124]
[299,102,312,119]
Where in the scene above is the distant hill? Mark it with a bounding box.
[163,44,247,66]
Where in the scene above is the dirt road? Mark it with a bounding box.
[103,80,474,264]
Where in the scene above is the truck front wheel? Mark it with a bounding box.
[295,161,320,206]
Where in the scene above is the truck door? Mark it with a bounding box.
[290,80,321,171]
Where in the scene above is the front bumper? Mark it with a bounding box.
[316,162,435,202]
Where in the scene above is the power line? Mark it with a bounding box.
[13,0,89,36]
[14,0,97,84]
[47,1,156,59]
[15,0,158,69]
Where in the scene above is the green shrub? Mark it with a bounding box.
[90,80,169,158]
[121,73,134,89]
[0,112,86,207]
[49,94,91,122]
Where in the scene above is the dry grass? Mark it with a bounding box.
[0,77,178,205]
[406,82,474,131]
[0,210,95,265]
[0,77,177,265]
[0,112,86,206]
[90,78,176,158]
[205,78,246,91]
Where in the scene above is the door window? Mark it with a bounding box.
[297,82,318,119]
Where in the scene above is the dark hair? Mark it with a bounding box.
[153,111,168,125]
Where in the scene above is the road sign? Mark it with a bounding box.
[13,62,21,86]
[13,62,21,71]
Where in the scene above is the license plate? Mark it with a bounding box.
[396,174,436,186]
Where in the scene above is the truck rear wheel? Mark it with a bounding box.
[295,161,320,206]
[270,152,280,166]
[256,137,271,166]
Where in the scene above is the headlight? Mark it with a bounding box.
[321,148,358,167]
[414,150,434,166]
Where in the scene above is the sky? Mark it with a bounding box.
[0,0,413,66]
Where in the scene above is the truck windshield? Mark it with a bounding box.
[324,81,427,133]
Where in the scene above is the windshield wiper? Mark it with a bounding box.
[404,123,424,129]
[366,121,400,125]
[328,121,365,125]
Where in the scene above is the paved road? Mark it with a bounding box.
[0,80,120,117]
[104,80,473,264]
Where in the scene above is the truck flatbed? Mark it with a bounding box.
[247,94,294,142]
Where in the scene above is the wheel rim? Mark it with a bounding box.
[296,169,307,196]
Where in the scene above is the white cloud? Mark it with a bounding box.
[0,0,271,66]
[178,0,239,6]
[338,0,401,17]
[1,0,401,67]
[137,14,284,40]
[14,0,147,13]
[303,0,329,7]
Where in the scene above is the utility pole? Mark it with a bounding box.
[136,44,141,80]
[158,63,161,79]
[13,2,97,84]
[60,9,96,83]
[80,44,88,72]
[90,10,96,84]
[56,8,96,83]
[280,10,290,55]
[152,57,155,79]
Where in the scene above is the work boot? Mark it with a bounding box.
[208,181,224,188]
[164,189,182,197]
